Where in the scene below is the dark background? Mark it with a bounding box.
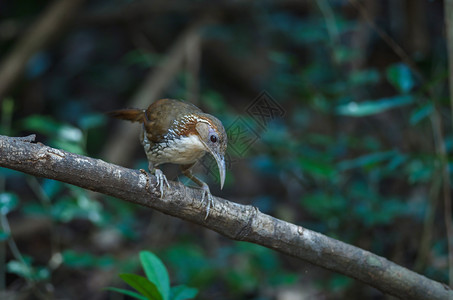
[0,0,450,299]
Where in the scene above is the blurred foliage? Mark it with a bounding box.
[0,0,452,299]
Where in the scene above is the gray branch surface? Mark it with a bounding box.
[0,134,451,300]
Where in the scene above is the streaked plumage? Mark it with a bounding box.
[109,99,227,218]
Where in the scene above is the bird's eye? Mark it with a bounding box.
[210,135,217,143]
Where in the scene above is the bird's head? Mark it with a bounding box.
[195,114,227,189]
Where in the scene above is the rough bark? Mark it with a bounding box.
[0,134,451,300]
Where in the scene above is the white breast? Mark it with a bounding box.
[146,134,207,166]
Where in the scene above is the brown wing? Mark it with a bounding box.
[143,99,202,143]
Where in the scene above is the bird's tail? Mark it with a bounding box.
[107,108,145,123]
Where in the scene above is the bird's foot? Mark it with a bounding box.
[200,182,214,219]
[153,169,170,197]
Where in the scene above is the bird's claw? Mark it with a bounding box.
[200,183,214,219]
[154,169,170,197]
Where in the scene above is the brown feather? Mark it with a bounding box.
[143,99,202,143]
[107,108,145,123]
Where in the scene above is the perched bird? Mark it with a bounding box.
[109,99,227,218]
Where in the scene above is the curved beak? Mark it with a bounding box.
[212,153,226,189]
[217,155,226,189]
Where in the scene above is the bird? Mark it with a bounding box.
[108,98,227,218]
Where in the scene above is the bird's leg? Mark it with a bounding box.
[181,164,214,219]
[141,124,169,197]
[150,163,170,198]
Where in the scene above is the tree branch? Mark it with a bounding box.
[0,134,451,300]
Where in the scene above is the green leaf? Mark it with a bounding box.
[301,192,347,220]
[62,250,95,268]
[140,251,170,300]
[170,285,198,300]
[386,152,408,171]
[406,159,434,183]
[6,260,49,280]
[410,103,433,125]
[34,267,50,280]
[22,115,62,136]
[336,95,414,117]
[7,260,32,278]
[299,157,335,178]
[42,179,62,200]
[348,68,380,86]
[386,63,415,93]
[0,192,19,215]
[22,115,83,144]
[120,273,163,300]
[62,250,114,270]
[105,287,149,300]
[337,151,396,171]
[328,275,353,292]
[52,140,85,155]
